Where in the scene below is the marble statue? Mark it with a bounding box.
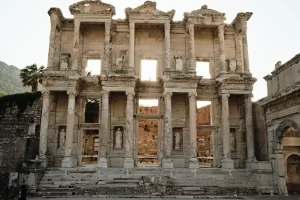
[115,128,122,149]
[175,56,183,71]
[175,132,181,150]
[59,129,66,148]
[227,59,237,73]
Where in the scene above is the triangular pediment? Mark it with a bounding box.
[69,0,115,16]
[125,1,175,21]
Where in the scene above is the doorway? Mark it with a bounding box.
[82,129,99,166]
[138,119,159,166]
[286,154,300,194]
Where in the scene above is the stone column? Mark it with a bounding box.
[98,91,109,168]
[242,35,250,73]
[164,21,171,70]
[245,94,256,161]
[235,34,244,73]
[62,90,77,167]
[124,91,135,168]
[39,89,50,167]
[103,21,111,73]
[47,19,58,69]
[218,25,226,73]
[72,20,80,70]
[221,93,234,169]
[188,23,195,71]
[162,92,173,168]
[189,92,199,169]
[129,22,135,71]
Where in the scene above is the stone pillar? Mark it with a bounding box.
[242,35,250,73]
[221,93,234,169]
[124,91,135,168]
[72,20,80,70]
[47,19,58,69]
[189,92,199,169]
[39,89,50,167]
[218,25,226,73]
[245,94,256,161]
[103,21,111,73]
[235,34,244,73]
[164,21,171,70]
[162,92,173,168]
[62,90,77,168]
[98,91,109,168]
[188,23,196,71]
[129,22,135,71]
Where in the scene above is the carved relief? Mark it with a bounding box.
[226,59,237,73]
[69,1,116,16]
[60,53,71,70]
[174,56,183,71]
[58,125,66,149]
[114,127,123,149]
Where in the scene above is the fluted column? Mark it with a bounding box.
[221,93,234,169]
[72,20,80,70]
[189,92,199,169]
[218,25,226,73]
[245,94,256,161]
[98,91,109,168]
[124,91,135,168]
[164,21,171,70]
[188,23,196,71]
[39,89,50,167]
[162,92,173,168]
[62,90,77,167]
[129,22,135,71]
[242,35,250,73]
[47,19,58,69]
[103,21,111,73]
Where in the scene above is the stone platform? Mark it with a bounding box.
[28,167,273,197]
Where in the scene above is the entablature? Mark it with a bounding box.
[69,0,115,17]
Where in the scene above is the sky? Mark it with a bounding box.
[0,0,300,101]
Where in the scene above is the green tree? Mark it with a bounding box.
[20,64,44,93]
[0,92,7,97]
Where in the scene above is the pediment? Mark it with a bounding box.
[69,0,115,16]
[125,1,175,21]
[184,5,226,24]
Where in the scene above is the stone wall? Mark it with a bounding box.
[0,95,42,195]
[252,102,268,161]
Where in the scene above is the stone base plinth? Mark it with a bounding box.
[123,158,134,168]
[162,158,174,168]
[189,158,199,169]
[61,156,77,168]
[98,157,109,168]
[39,156,48,168]
[222,158,234,169]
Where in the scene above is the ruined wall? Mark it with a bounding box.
[252,102,268,161]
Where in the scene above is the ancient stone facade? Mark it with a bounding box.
[259,54,300,195]
[40,0,258,170]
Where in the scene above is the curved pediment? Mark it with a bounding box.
[125,1,175,21]
[69,0,115,16]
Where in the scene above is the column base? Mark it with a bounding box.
[39,155,48,168]
[98,157,109,168]
[221,158,234,169]
[123,158,134,169]
[189,158,199,169]
[61,156,77,168]
[162,158,174,168]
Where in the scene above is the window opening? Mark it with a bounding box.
[141,60,157,81]
[86,59,101,76]
[196,61,210,78]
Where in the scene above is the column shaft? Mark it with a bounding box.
[245,94,256,161]
[98,91,109,168]
[129,22,135,69]
[218,25,226,73]
[242,36,250,73]
[188,24,195,71]
[235,34,244,73]
[164,22,171,69]
[72,20,80,70]
[103,21,111,71]
[124,91,135,168]
[39,90,50,160]
[189,92,199,168]
[221,93,230,158]
[47,20,58,68]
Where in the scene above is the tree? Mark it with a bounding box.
[0,92,7,97]
[20,64,44,93]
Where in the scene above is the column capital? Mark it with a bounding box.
[129,21,135,30]
[218,24,225,32]
[163,92,172,98]
[221,93,230,98]
[188,92,197,98]
[126,91,135,97]
[101,90,110,96]
[245,94,253,99]
[164,21,170,30]
[42,89,50,96]
[105,21,111,27]
[67,89,77,97]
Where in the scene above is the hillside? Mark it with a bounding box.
[0,61,30,94]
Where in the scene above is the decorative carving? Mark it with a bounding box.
[114,128,123,149]
[226,59,237,73]
[232,12,252,35]
[125,1,175,20]
[60,53,71,70]
[116,50,126,69]
[69,1,116,16]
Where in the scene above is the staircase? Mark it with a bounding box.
[30,167,259,197]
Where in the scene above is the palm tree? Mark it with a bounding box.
[20,64,45,93]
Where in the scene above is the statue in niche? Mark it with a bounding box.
[174,56,183,71]
[226,59,237,73]
[60,53,71,70]
[115,128,122,149]
[174,132,181,150]
[116,50,126,69]
[59,128,66,148]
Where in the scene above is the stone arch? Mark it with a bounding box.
[275,119,300,143]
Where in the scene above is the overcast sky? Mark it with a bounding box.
[0,0,299,101]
